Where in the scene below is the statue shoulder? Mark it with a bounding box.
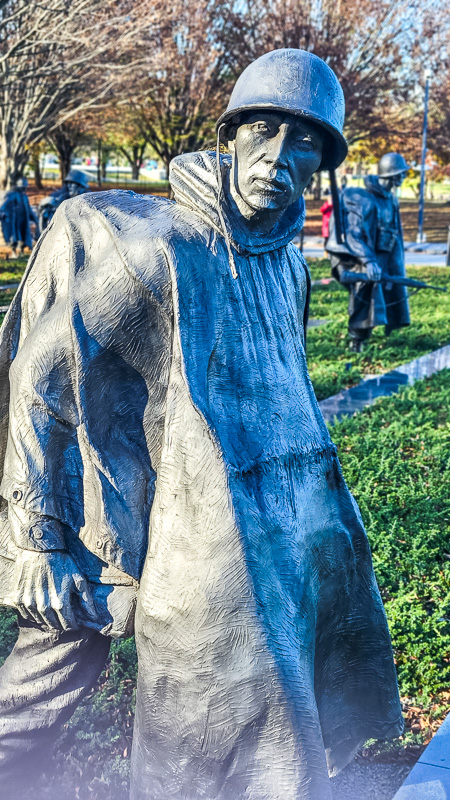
[341,187,377,214]
[64,189,174,232]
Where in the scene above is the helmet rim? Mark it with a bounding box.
[217,103,348,172]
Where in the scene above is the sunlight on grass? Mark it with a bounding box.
[306,259,450,400]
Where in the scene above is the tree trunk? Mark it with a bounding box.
[31,149,43,190]
[97,139,102,187]
[131,144,142,181]
[132,160,141,181]
[58,152,72,183]
[0,133,30,190]
[313,170,322,201]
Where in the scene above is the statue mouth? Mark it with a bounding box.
[252,178,288,194]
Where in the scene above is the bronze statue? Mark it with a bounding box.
[327,152,410,351]
[0,177,40,257]
[38,168,90,231]
[0,50,403,799]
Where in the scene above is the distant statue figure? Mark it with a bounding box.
[38,168,90,231]
[327,152,410,352]
[0,177,40,257]
[0,51,403,800]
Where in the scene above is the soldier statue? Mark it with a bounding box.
[0,50,403,800]
[38,168,90,231]
[327,152,410,352]
[0,177,40,258]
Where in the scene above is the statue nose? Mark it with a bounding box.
[264,126,290,167]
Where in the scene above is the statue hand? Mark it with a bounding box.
[365,262,382,281]
[5,550,98,632]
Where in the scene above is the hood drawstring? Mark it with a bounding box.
[216,125,238,279]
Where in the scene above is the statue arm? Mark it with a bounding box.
[1,222,97,631]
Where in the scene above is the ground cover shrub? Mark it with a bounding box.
[306,260,450,400]
[331,369,450,719]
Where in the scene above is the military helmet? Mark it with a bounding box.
[377,153,409,178]
[64,169,90,189]
[216,48,348,171]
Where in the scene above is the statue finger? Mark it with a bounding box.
[73,574,98,622]
[48,586,80,632]
[55,601,80,632]
[39,604,64,632]
[15,601,43,628]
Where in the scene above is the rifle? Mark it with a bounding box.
[339,271,447,293]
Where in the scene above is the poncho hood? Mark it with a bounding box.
[364,174,392,200]
[170,150,305,256]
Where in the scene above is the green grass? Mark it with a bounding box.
[331,369,450,701]
[306,259,450,401]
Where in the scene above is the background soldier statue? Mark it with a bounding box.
[0,177,40,257]
[0,50,403,800]
[327,152,410,352]
[38,168,90,231]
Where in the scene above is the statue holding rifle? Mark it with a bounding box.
[327,152,411,352]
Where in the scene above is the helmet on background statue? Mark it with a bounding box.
[216,48,348,171]
[14,177,28,190]
[377,153,409,178]
[64,169,90,190]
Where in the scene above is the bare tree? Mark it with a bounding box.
[47,122,92,182]
[116,0,230,174]
[216,0,448,148]
[0,0,147,188]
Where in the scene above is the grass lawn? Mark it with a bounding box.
[306,258,450,401]
[332,369,450,756]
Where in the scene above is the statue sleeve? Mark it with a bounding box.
[0,220,84,549]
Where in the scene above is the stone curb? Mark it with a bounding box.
[319,345,450,424]
[392,713,450,799]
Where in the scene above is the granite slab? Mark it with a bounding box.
[319,345,450,424]
[391,711,450,798]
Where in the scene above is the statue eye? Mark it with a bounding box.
[294,135,314,147]
[253,122,271,133]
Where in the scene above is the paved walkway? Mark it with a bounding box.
[319,344,450,423]
[297,236,448,267]
[393,713,450,799]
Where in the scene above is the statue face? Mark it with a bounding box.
[391,172,406,188]
[66,181,82,198]
[227,112,323,217]
[379,172,406,192]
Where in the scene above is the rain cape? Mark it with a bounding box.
[0,152,403,800]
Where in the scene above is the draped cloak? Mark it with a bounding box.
[0,152,403,799]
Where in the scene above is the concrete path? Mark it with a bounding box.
[332,761,413,800]
[392,714,450,799]
[319,344,450,424]
[298,237,448,267]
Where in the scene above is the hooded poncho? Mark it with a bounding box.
[0,152,403,800]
